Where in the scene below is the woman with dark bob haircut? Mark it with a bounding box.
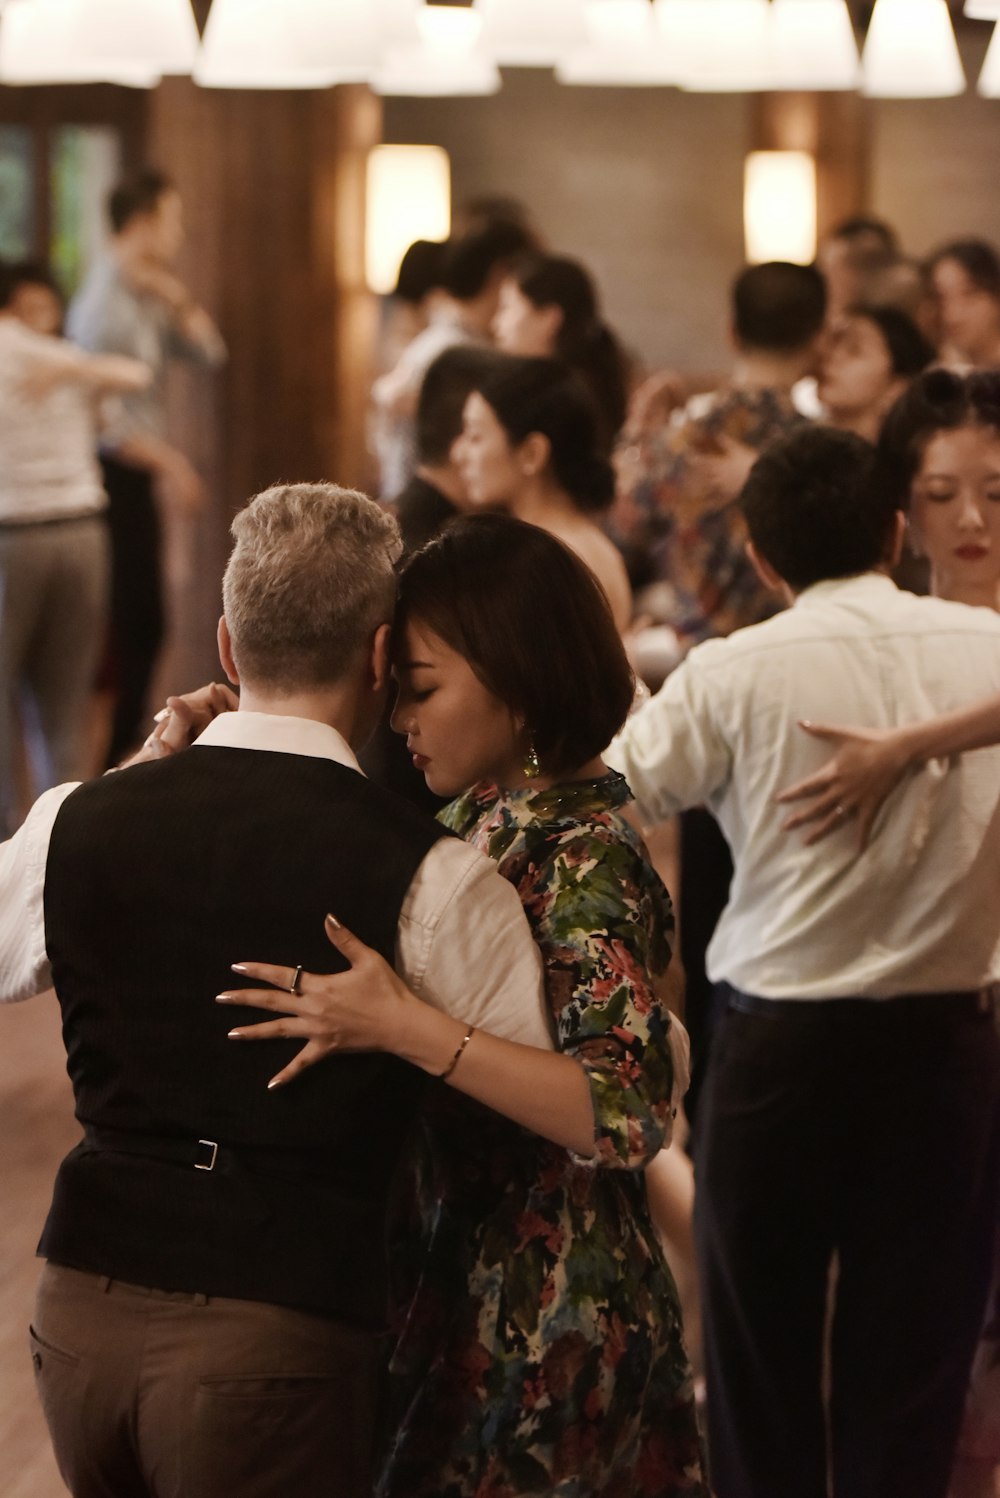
[229,513,705,1497]
[453,354,634,631]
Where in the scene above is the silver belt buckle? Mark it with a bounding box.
[195,1139,218,1171]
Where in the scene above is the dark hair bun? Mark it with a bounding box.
[476,356,614,514]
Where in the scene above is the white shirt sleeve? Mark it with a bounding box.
[606,650,733,826]
[0,783,79,1003]
[397,837,554,1051]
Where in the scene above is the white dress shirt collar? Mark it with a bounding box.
[792,571,897,611]
[193,710,363,773]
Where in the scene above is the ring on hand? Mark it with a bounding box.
[289,965,303,996]
[836,803,849,821]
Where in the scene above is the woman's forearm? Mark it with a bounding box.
[390,998,596,1156]
[903,692,1000,764]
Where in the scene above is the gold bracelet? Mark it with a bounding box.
[440,1025,474,1080]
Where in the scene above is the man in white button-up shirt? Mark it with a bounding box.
[608,426,1000,1498]
[0,482,553,1498]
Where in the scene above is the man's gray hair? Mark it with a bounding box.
[223,483,402,690]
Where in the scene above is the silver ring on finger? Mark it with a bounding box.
[289,965,304,996]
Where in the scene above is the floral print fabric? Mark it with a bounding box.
[377,772,705,1498]
[610,385,802,646]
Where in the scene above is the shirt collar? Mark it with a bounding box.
[792,571,899,610]
[193,710,363,774]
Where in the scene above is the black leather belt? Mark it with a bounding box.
[82,1125,336,1179]
[726,983,999,1020]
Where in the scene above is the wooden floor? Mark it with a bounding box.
[0,995,78,1497]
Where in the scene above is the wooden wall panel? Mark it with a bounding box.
[145,80,381,690]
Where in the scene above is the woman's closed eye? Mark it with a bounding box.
[919,484,958,505]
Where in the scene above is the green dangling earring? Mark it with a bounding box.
[523,736,541,781]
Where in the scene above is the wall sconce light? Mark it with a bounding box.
[743,150,817,265]
[365,144,451,295]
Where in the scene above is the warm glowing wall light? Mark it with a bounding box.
[744,151,817,266]
[365,145,450,295]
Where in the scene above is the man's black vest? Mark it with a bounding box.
[39,744,447,1325]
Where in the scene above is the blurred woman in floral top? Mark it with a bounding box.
[233,514,705,1498]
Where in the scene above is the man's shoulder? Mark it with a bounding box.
[684,582,1000,677]
[897,589,1000,636]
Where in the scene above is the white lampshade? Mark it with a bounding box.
[0,0,160,84]
[861,0,965,97]
[558,0,678,86]
[284,0,387,80]
[744,151,817,264]
[978,21,1000,94]
[64,0,199,75]
[656,0,773,92]
[375,45,501,94]
[474,0,586,67]
[374,6,500,95]
[194,0,337,88]
[966,1,1000,19]
[770,0,860,90]
[366,144,450,294]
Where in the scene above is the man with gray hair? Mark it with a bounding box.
[0,482,553,1498]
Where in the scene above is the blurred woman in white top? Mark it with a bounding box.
[0,260,149,834]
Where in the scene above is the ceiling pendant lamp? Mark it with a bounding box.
[978,21,1000,94]
[861,0,965,97]
[0,0,161,84]
[474,0,586,67]
[770,0,860,90]
[64,0,199,76]
[656,0,772,92]
[966,2,1000,19]
[557,0,678,87]
[285,0,419,81]
[194,0,337,88]
[374,4,501,96]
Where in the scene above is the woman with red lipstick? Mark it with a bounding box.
[892,370,1000,609]
[222,515,704,1498]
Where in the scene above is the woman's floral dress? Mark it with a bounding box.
[377,772,706,1498]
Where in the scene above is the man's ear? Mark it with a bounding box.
[217,616,240,687]
[745,539,784,593]
[371,622,393,694]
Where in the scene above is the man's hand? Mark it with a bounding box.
[122,257,193,316]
